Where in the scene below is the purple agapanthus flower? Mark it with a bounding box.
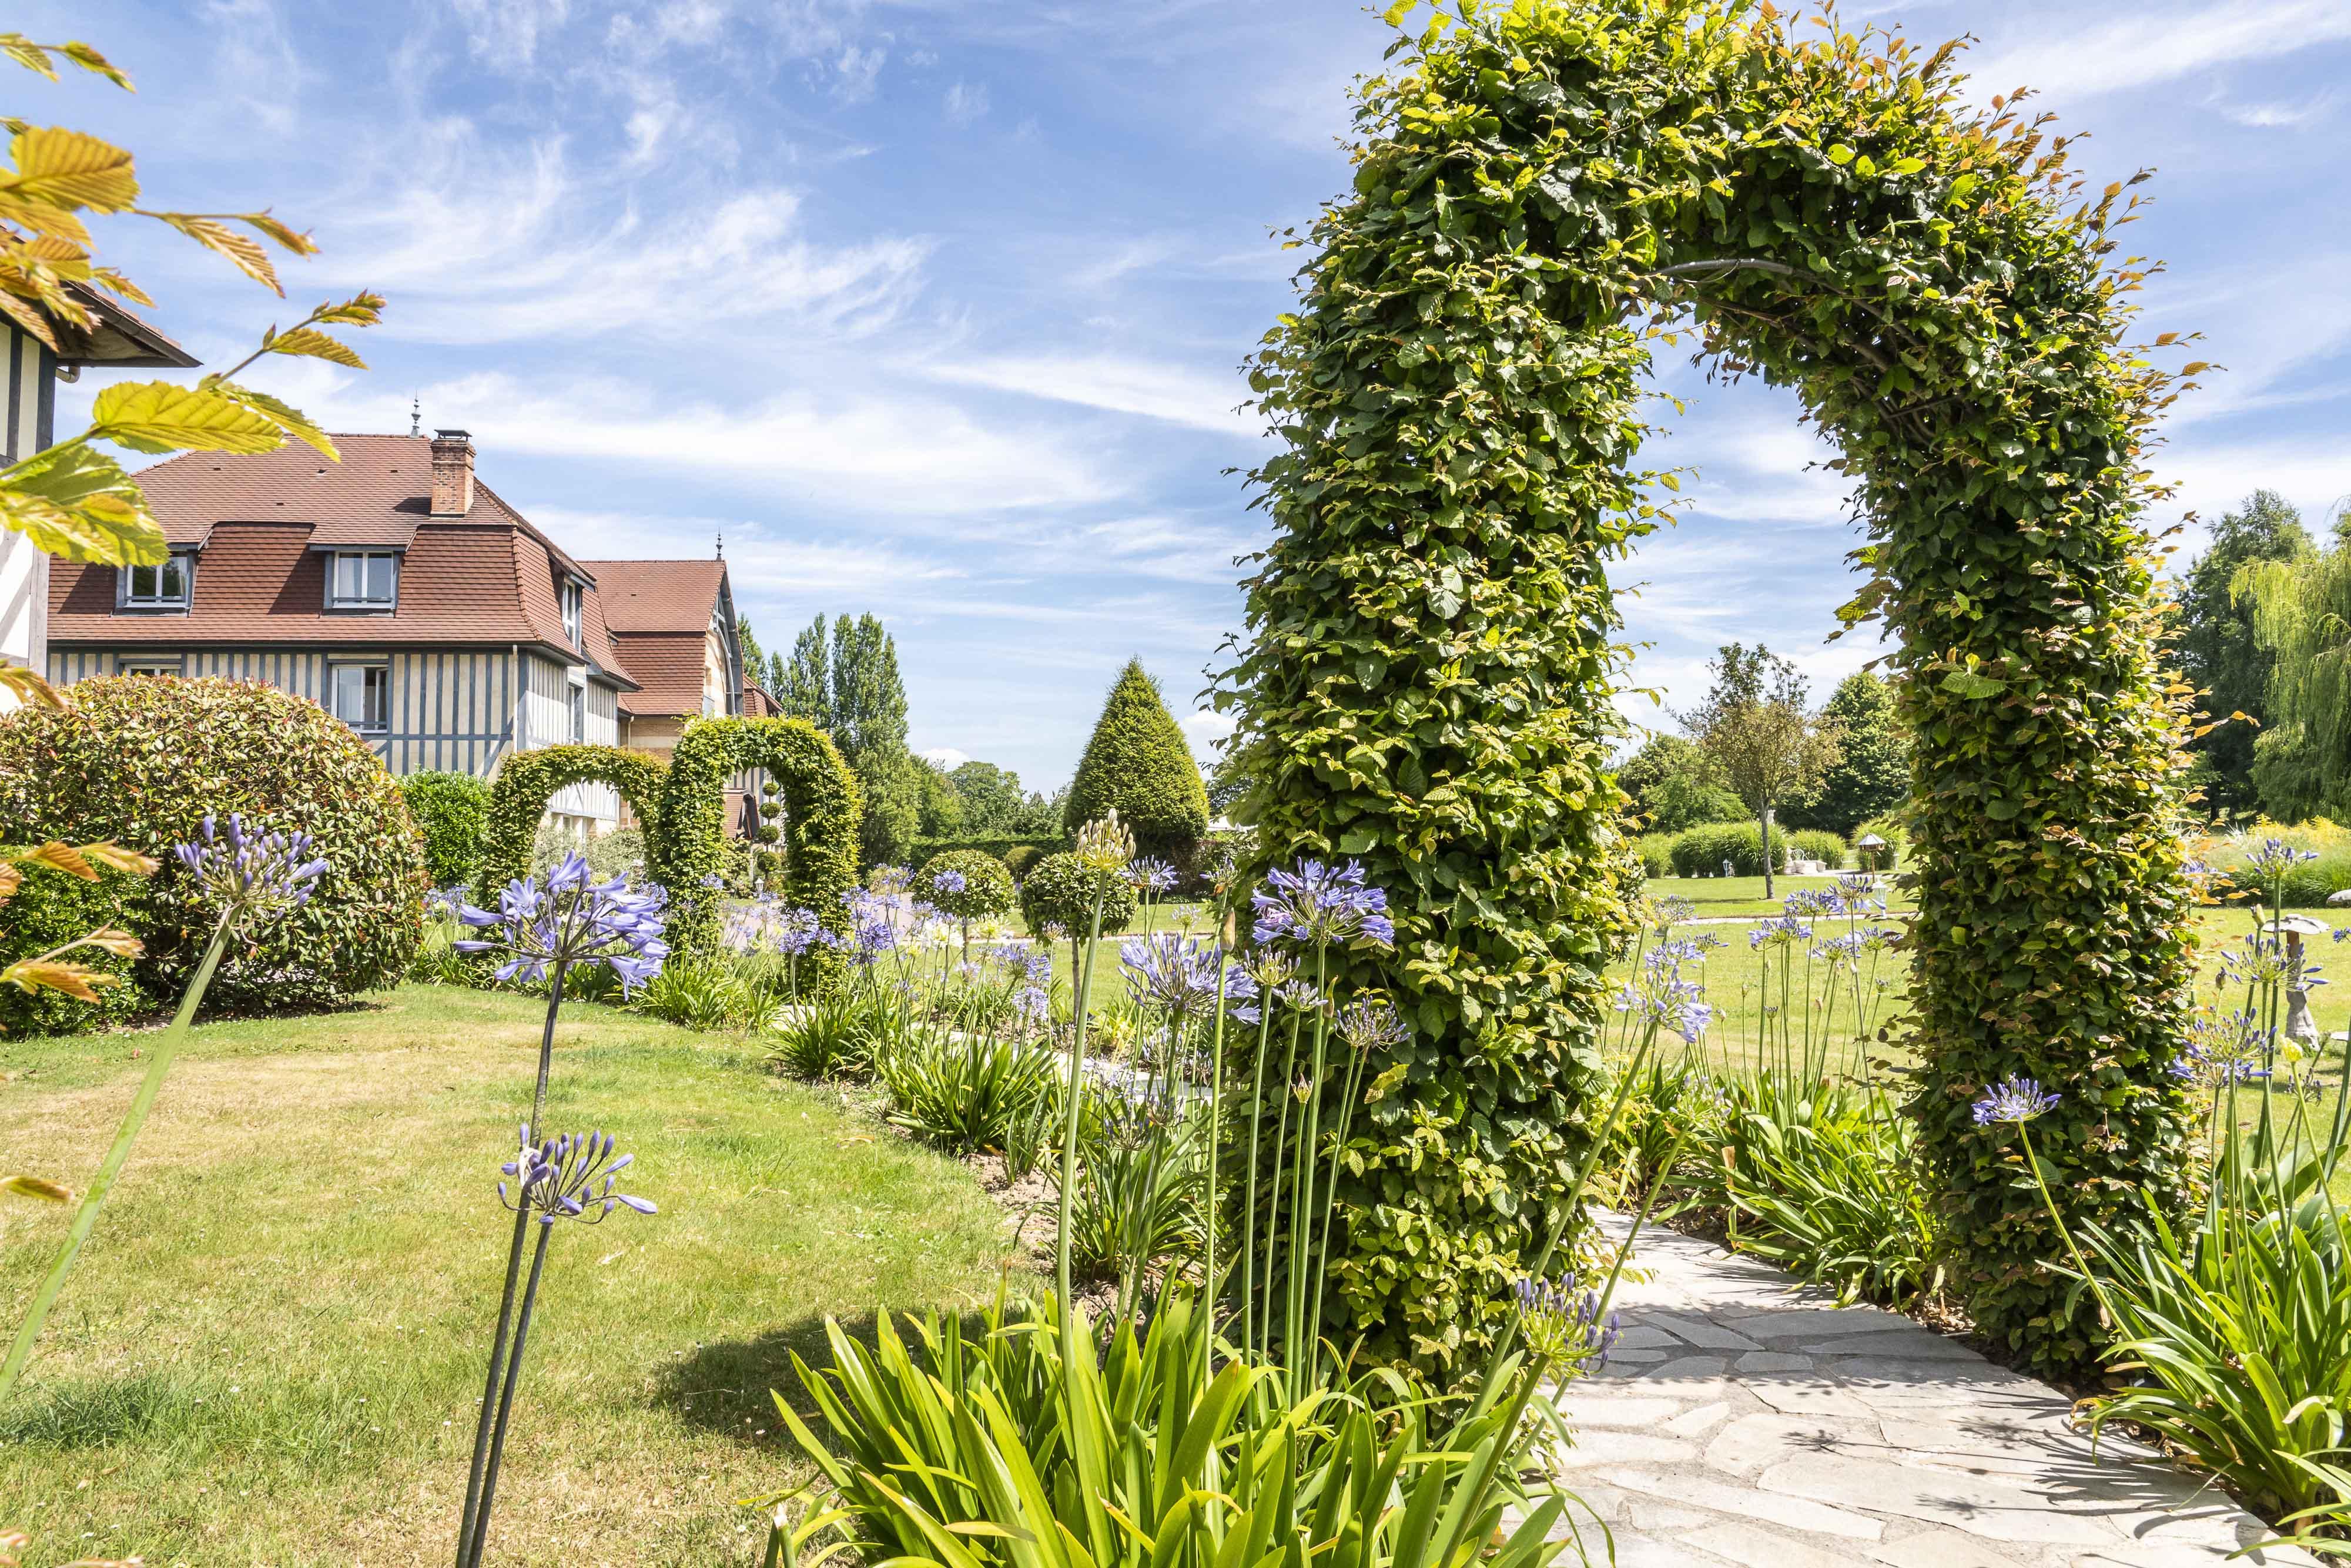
[931,867,968,896]
[173,812,329,933]
[1120,933,1225,1023]
[1127,857,1178,894]
[1971,1075,2059,1125]
[774,906,838,957]
[1335,996,1409,1055]
[498,1124,655,1225]
[1250,859,1395,950]
[454,853,669,992]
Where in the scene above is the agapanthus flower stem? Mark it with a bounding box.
[1054,892,1106,1315]
[461,1217,554,1568]
[1236,1002,1274,1363]
[1200,961,1227,1393]
[0,916,231,1404]
[456,1187,534,1565]
[1284,949,1330,1381]
[1260,1010,1302,1366]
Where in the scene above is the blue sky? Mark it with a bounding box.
[31,0,2351,790]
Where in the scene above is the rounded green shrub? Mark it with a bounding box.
[1017,852,1137,939]
[922,849,1015,923]
[1633,832,1676,880]
[1003,843,1049,879]
[400,769,490,889]
[1063,661,1209,859]
[0,676,426,1013]
[0,864,149,1036]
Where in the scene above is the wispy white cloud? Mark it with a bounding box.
[1963,0,2351,101]
[922,353,1261,437]
[945,81,990,124]
[2215,88,2341,128]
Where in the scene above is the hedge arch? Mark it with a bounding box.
[477,743,669,899]
[649,716,863,970]
[1223,0,2195,1377]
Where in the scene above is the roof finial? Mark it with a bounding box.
[409,396,421,438]
[715,528,724,560]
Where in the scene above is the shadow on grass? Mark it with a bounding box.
[651,1304,1003,1442]
[0,1369,202,1448]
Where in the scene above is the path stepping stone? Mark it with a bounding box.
[1548,1216,2321,1566]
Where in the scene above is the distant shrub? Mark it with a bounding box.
[1634,832,1676,879]
[1787,829,1847,869]
[909,835,1067,873]
[1062,660,1209,860]
[1670,822,1772,877]
[1003,843,1050,879]
[0,676,425,1017]
[2196,819,2351,907]
[1019,852,1138,939]
[399,770,490,889]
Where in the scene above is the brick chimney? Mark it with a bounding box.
[429,428,475,517]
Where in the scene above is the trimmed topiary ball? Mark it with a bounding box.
[1063,660,1209,860]
[922,848,1015,925]
[399,769,491,889]
[1017,851,1137,940]
[0,676,427,1014]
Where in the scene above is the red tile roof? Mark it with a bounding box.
[47,435,630,684]
[579,559,728,633]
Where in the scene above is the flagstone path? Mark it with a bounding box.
[1542,1218,2321,1567]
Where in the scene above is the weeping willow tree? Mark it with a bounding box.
[2238,543,2351,821]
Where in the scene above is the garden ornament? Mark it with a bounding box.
[2265,913,2330,1046]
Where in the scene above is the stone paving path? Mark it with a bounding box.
[1542,1218,2320,1567]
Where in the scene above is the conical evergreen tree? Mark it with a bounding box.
[1063,659,1209,857]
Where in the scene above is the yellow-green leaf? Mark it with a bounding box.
[91,380,284,455]
[0,441,166,564]
[265,326,367,369]
[3,125,136,212]
[59,41,132,91]
[210,379,337,460]
[148,212,280,296]
[1,1174,70,1202]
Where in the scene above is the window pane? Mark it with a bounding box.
[364,666,387,727]
[366,554,394,601]
[158,559,185,600]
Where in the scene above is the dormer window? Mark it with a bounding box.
[328,550,398,611]
[118,552,195,611]
[560,578,582,648]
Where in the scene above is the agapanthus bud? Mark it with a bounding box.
[1074,810,1135,873]
[172,812,329,935]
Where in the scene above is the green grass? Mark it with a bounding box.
[1613,904,2351,1191]
[0,985,1021,1566]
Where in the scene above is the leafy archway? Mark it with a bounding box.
[1222,0,2196,1376]
[649,717,863,969]
[477,743,669,899]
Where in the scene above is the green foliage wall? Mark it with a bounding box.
[0,676,426,1014]
[1063,660,1210,859]
[1223,0,2194,1376]
[0,866,148,1035]
[649,717,862,973]
[907,835,1070,873]
[400,769,492,889]
[477,744,668,899]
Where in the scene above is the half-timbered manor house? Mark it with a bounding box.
[44,428,768,838]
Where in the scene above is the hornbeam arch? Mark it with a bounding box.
[1222,0,2197,1376]
[477,744,669,899]
[649,716,863,973]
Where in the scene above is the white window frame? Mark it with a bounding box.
[118,552,195,611]
[118,655,185,677]
[326,550,400,611]
[568,684,586,743]
[560,579,583,648]
[328,661,390,733]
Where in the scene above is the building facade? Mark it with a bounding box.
[45,429,761,839]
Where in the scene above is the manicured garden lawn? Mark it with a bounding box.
[0,986,1020,1566]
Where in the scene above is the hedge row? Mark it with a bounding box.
[1665,823,1848,878]
[907,835,1070,878]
